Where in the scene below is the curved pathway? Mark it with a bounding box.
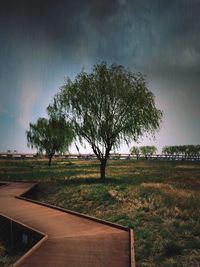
[0,182,134,267]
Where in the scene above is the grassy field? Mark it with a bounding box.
[0,158,200,267]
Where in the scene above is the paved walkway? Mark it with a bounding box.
[0,182,132,267]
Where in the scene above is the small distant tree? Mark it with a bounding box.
[130,146,140,159]
[140,146,157,158]
[26,117,74,165]
[48,62,163,179]
[193,145,200,157]
[185,145,193,156]
[162,146,172,155]
[162,146,179,155]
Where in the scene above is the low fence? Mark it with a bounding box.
[0,152,200,161]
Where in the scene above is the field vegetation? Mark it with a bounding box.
[0,158,200,267]
[0,240,24,267]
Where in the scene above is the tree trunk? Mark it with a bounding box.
[100,159,107,180]
[48,155,53,166]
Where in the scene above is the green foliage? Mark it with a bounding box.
[162,146,173,155]
[26,117,74,165]
[162,145,200,156]
[130,146,140,155]
[48,62,163,178]
[139,145,157,156]
[130,145,157,156]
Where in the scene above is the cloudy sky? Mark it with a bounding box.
[0,0,199,153]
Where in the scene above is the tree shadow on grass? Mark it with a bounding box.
[56,174,162,187]
[0,168,85,182]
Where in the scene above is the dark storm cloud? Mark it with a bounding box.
[1,0,199,92]
[0,0,199,151]
[1,0,199,68]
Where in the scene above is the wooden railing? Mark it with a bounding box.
[0,152,200,161]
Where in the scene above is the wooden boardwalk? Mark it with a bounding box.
[0,182,134,267]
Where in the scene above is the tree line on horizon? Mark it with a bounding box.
[130,145,200,157]
[162,145,200,156]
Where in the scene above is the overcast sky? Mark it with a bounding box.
[0,0,199,153]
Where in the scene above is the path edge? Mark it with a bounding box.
[0,213,48,267]
[15,181,136,267]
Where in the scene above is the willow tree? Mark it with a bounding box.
[26,117,74,165]
[48,62,163,179]
[130,146,140,159]
[140,146,157,158]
